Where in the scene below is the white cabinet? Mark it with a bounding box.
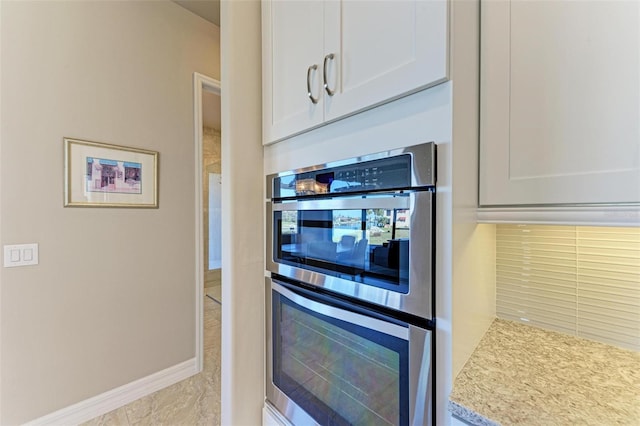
[262,0,325,143]
[262,0,448,145]
[479,0,640,206]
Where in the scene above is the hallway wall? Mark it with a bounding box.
[0,2,219,423]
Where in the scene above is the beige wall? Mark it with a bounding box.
[0,1,220,423]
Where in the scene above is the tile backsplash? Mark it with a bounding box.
[496,225,640,351]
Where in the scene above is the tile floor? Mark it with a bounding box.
[81,295,221,426]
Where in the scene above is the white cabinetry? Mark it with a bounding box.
[262,0,325,143]
[479,0,640,206]
[262,0,448,144]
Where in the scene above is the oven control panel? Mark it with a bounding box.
[274,155,411,198]
[268,142,436,200]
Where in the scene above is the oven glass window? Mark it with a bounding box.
[273,289,409,425]
[275,205,411,292]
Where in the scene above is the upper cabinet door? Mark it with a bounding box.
[262,0,449,145]
[262,0,325,143]
[324,0,449,121]
[480,0,640,206]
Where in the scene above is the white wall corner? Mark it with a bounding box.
[220,0,265,425]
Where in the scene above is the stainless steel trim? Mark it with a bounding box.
[264,402,295,426]
[265,142,436,199]
[265,277,320,426]
[265,276,273,409]
[272,279,409,339]
[323,53,335,96]
[266,191,434,319]
[306,64,319,104]
[409,325,433,425]
[272,194,410,212]
[266,179,273,201]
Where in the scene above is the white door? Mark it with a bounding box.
[324,0,448,121]
[480,0,640,206]
[263,0,325,143]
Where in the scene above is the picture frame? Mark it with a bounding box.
[64,137,158,208]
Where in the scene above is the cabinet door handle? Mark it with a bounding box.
[323,53,335,96]
[307,64,319,104]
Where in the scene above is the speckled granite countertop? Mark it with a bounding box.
[449,319,640,425]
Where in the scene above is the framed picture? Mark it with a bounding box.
[64,137,158,208]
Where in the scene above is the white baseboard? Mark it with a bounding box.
[24,358,198,426]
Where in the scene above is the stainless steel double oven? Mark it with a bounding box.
[266,143,436,425]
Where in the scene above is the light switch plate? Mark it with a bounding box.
[3,243,39,267]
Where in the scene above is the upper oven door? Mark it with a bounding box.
[267,191,434,319]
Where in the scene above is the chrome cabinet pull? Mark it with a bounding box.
[306,64,319,104]
[323,53,335,96]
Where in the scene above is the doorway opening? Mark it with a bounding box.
[194,73,221,376]
[202,91,222,304]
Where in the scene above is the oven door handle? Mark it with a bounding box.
[271,279,409,340]
[271,195,411,212]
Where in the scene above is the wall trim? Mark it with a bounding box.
[193,72,222,373]
[23,358,197,426]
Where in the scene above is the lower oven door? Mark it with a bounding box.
[266,277,433,426]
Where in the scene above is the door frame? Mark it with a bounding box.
[193,72,221,372]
